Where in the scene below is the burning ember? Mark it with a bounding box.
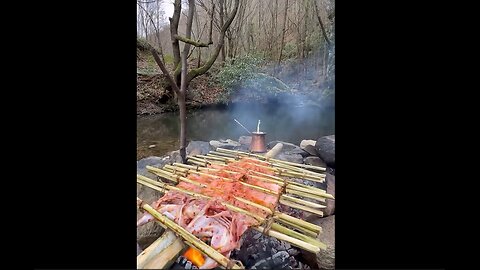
[137,148,332,269]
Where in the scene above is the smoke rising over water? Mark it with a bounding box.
[137,103,335,159]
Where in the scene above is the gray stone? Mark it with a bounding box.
[285,148,310,157]
[315,135,335,167]
[267,141,300,151]
[186,141,211,155]
[210,139,241,150]
[325,173,335,216]
[300,139,316,149]
[302,144,318,156]
[239,136,252,145]
[276,152,304,164]
[304,156,327,168]
[136,156,171,249]
[168,150,183,163]
[302,215,335,270]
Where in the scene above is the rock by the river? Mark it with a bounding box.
[302,215,335,270]
[209,139,241,149]
[284,148,310,157]
[304,156,327,168]
[325,173,335,216]
[300,139,316,149]
[186,141,211,155]
[238,136,252,146]
[136,156,170,249]
[303,144,318,156]
[315,135,335,167]
[276,152,304,164]
[267,141,300,151]
[167,150,183,163]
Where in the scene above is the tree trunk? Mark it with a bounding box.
[219,0,226,63]
[178,0,196,163]
[178,90,187,163]
[277,0,289,72]
[169,0,182,76]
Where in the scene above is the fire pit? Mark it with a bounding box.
[137,147,332,269]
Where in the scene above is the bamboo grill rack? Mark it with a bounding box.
[137,148,334,268]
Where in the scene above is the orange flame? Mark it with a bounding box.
[183,246,205,267]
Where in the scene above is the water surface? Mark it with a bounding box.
[137,103,335,159]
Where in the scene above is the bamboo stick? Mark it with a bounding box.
[137,179,322,252]
[216,148,326,172]
[275,218,318,238]
[185,155,325,184]
[253,226,325,252]
[270,223,323,248]
[157,165,280,197]
[137,230,186,269]
[272,158,327,171]
[282,195,326,209]
[286,188,326,202]
[279,198,324,216]
[234,196,273,215]
[188,159,207,166]
[208,150,240,159]
[137,178,166,194]
[270,160,326,176]
[197,154,230,162]
[147,166,207,188]
[275,212,322,234]
[173,162,219,172]
[273,212,322,233]
[188,156,224,165]
[137,198,244,269]
[235,159,325,182]
[204,154,236,162]
[137,176,324,250]
[166,164,328,209]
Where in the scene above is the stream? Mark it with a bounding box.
[137,103,335,160]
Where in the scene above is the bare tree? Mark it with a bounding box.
[138,0,240,162]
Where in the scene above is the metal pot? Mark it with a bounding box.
[249,132,267,153]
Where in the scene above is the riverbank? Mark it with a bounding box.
[137,51,334,115]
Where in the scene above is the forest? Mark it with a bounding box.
[137,0,335,114]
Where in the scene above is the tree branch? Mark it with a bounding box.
[174,34,212,47]
[187,0,240,82]
[314,0,331,47]
[137,38,180,94]
[169,0,182,68]
[209,2,215,44]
